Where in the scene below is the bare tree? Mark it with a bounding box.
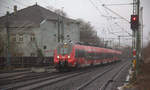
[77,19,104,47]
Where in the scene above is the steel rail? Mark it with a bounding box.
[27,67,101,90]
[76,67,113,90]
[0,71,30,79]
[76,61,129,90]
[1,66,99,90]
[0,71,58,87]
[100,62,130,90]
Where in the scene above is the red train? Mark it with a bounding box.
[54,42,122,71]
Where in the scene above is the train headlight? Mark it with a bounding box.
[57,56,60,58]
[68,56,70,58]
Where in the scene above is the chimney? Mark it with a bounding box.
[14,5,17,15]
[35,2,38,6]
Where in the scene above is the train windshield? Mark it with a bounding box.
[57,43,72,55]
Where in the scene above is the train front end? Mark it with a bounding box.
[54,43,75,71]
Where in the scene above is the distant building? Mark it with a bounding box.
[0,4,80,57]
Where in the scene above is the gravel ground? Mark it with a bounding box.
[133,62,150,90]
[82,60,130,90]
[36,64,115,90]
[106,62,131,90]
[0,60,131,90]
[35,60,131,90]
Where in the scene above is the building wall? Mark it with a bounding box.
[40,20,80,57]
[9,27,40,57]
[40,20,58,57]
[64,22,80,43]
[0,27,39,57]
[0,20,80,57]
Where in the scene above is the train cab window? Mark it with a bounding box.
[75,49,79,57]
[57,44,72,55]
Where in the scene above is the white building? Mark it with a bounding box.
[0,4,80,58]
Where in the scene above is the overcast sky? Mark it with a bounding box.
[0,0,149,47]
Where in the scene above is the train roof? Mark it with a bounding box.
[74,44,122,54]
[56,42,122,54]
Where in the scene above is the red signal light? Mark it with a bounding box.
[132,17,136,21]
[130,15,139,30]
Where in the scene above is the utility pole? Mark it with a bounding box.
[6,11,11,69]
[132,0,141,75]
[61,7,64,43]
[57,7,64,43]
[61,15,64,43]
[140,7,143,54]
[118,36,121,48]
[57,14,60,43]
[136,0,140,75]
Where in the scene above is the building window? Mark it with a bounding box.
[43,45,47,49]
[19,34,23,42]
[67,35,70,37]
[53,34,56,37]
[31,35,35,41]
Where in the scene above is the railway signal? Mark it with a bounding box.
[130,15,139,30]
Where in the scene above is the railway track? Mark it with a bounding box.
[0,71,58,86]
[76,67,113,90]
[0,61,129,90]
[30,64,116,90]
[100,62,130,90]
[76,61,130,90]
[0,70,31,79]
[0,64,110,90]
[0,67,55,86]
[31,65,115,90]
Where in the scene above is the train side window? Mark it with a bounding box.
[81,50,85,57]
[78,50,81,57]
[93,52,96,60]
[75,49,85,58]
[78,49,81,57]
[95,52,98,59]
[86,52,91,60]
[103,53,106,59]
[97,52,101,59]
[108,53,111,58]
[98,52,101,59]
[75,49,78,58]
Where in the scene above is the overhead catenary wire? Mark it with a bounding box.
[102,5,132,38]
[88,0,130,35]
[96,0,127,40]
[96,0,132,37]
[88,0,103,16]
[114,22,132,36]
[102,4,130,23]
[96,0,110,15]
[88,0,116,39]
[109,19,132,36]
[103,3,133,6]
